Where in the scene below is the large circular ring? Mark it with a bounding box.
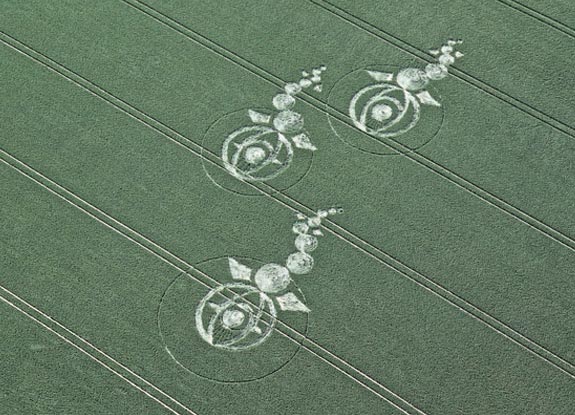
[202,110,314,196]
[349,83,420,138]
[158,257,309,382]
[195,283,277,351]
[327,66,444,156]
[221,126,293,182]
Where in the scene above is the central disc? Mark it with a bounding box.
[254,263,291,293]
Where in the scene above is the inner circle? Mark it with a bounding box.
[327,65,444,155]
[222,309,246,329]
[244,146,266,164]
[371,104,393,121]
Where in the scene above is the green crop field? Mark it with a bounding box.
[1,1,574,414]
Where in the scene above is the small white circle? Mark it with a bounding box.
[244,146,266,164]
[272,94,296,110]
[299,79,312,88]
[308,217,321,227]
[371,104,393,121]
[285,83,302,95]
[292,222,309,234]
[295,234,318,253]
[222,309,245,329]
[425,63,448,80]
[396,68,429,91]
[439,54,455,66]
[254,264,291,293]
[273,110,304,134]
[286,252,314,275]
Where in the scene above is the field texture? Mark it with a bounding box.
[1,1,574,414]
